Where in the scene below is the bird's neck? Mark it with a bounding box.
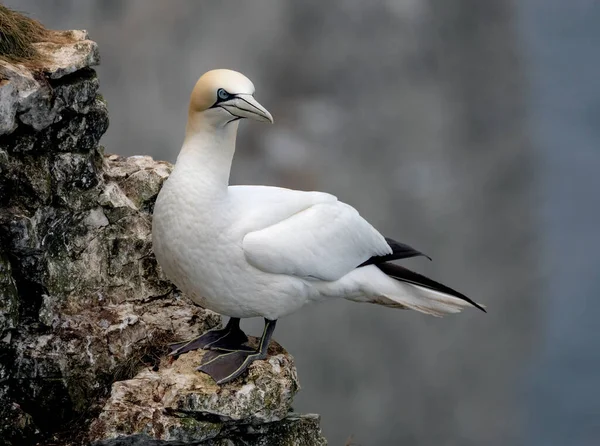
[176,116,240,195]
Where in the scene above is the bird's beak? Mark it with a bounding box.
[222,94,274,123]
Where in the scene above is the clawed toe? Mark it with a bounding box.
[168,339,192,353]
[207,343,255,353]
[168,317,248,357]
[168,336,209,356]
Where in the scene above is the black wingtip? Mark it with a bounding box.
[359,238,432,267]
[471,301,487,313]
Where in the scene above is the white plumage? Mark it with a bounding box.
[152,69,483,383]
[243,200,392,281]
[152,68,483,320]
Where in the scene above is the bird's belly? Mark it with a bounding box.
[174,249,313,320]
[153,198,312,320]
[191,261,312,320]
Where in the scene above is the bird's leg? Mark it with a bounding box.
[197,318,277,385]
[168,317,249,357]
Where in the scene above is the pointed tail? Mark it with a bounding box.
[353,263,485,317]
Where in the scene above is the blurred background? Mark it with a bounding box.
[6,0,599,444]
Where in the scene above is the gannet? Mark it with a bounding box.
[152,69,485,385]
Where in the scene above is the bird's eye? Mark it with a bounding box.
[217,88,231,101]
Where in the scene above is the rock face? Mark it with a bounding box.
[0,20,324,446]
[90,342,325,446]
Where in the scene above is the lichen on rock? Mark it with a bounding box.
[90,341,325,445]
[0,8,325,446]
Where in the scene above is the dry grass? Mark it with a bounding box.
[0,5,72,68]
[112,329,180,382]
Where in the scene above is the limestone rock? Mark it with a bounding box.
[0,249,18,336]
[0,12,325,446]
[90,342,325,445]
[0,29,100,134]
[34,30,100,79]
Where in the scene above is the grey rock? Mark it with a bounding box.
[0,77,18,134]
[93,414,326,446]
[34,30,100,79]
[0,19,324,446]
[0,30,100,135]
[90,342,325,445]
[0,250,18,337]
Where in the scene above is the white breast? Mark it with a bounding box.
[152,174,332,319]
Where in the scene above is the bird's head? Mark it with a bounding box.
[188,69,273,129]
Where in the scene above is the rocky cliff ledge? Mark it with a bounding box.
[0,12,325,446]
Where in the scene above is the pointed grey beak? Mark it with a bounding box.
[222,94,273,123]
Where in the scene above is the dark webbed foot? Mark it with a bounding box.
[169,317,248,357]
[196,318,277,384]
[197,349,265,384]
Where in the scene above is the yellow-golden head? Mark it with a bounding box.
[188,69,273,129]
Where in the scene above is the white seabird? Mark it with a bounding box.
[152,69,485,384]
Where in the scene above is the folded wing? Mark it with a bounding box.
[243,201,392,281]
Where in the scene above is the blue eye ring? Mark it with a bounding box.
[217,88,230,101]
